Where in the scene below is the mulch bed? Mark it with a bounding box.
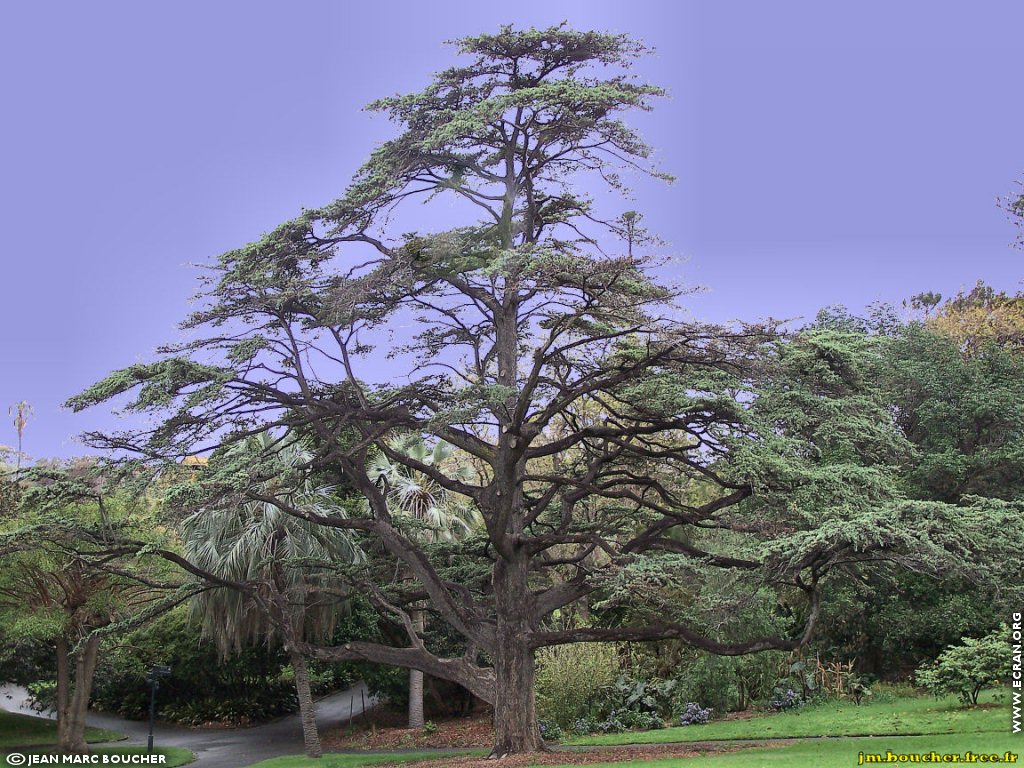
[322,710,495,750]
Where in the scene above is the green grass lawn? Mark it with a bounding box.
[542,733,1021,768]
[84,746,194,766]
[0,711,190,766]
[0,710,122,748]
[0,746,193,766]
[569,691,1008,746]
[242,691,1016,768]
[245,752,479,768]
[240,731,1022,768]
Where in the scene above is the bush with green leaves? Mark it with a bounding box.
[88,608,354,725]
[602,676,675,716]
[161,688,298,726]
[560,675,675,734]
[535,642,618,728]
[847,674,873,705]
[767,687,803,711]
[571,716,598,736]
[538,719,564,742]
[678,702,712,725]
[25,680,57,712]
[915,625,1010,705]
[764,660,819,710]
[619,710,665,730]
[671,650,784,714]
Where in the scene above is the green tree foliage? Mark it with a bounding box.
[0,462,170,753]
[367,434,481,728]
[69,26,1017,756]
[915,626,1012,705]
[88,607,354,725]
[807,307,1024,674]
[815,574,1004,674]
[885,323,1024,501]
[180,433,362,757]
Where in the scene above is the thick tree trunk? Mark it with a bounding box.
[59,635,100,754]
[288,649,322,758]
[490,558,542,757]
[408,609,425,729]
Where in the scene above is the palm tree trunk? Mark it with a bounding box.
[407,608,425,729]
[289,649,322,758]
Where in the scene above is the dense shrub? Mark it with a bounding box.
[767,687,803,711]
[571,716,598,735]
[595,713,625,734]
[620,710,665,730]
[25,680,57,712]
[161,688,298,726]
[558,675,674,734]
[678,702,712,725]
[359,662,409,708]
[671,651,784,714]
[538,719,564,741]
[915,626,1010,705]
[599,676,675,717]
[535,643,618,728]
[764,660,819,710]
[88,608,354,725]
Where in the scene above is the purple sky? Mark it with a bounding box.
[2,1,1022,460]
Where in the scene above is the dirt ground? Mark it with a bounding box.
[322,709,495,750]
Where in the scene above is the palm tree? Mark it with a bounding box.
[7,400,33,476]
[367,434,480,728]
[183,433,362,758]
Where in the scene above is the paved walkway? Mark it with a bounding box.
[1,682,377,768]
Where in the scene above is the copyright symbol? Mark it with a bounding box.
[6,754,26,766]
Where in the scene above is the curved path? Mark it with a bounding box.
[1,682,377,768]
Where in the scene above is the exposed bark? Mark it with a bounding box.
[408,669,425,729]
[301,640,496,705]
[407,608,425,729]
[490,558,543,757]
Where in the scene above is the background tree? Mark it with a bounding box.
[885,319,1024,502]
[807,305,1024,675]
[0,462,169,753]
[1000,176,1023,250]
[181,433,362,758]
[70,26,1016,756]
[368,433,481,728]
[922,281,1024,357]
[8,400,33,476]
[915,625,1012,706]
